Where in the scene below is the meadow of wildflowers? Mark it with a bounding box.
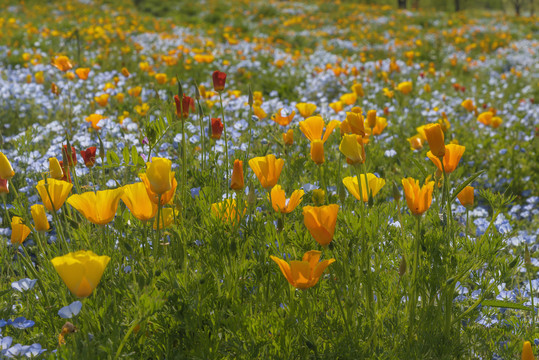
[0,0,537,358]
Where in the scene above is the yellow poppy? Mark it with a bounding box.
[424,123,446,158]
[0,152,15,180]
[339,134,365,165]
[303,204,339,246]
[270,185,304,214]
[457,186,474,208]
[402,178,434,216]
[31,204,50,232]
[342,174,386,202]
[427,144,465,173]
[121,182,158,221]
[153,207,178,230]
[36,179,73,212]
[295,103,317,118]
[67,188,124,225]
[11,217,31,245]
[248,154,284,190]
[51,250,110,298]
[270,250,335,289]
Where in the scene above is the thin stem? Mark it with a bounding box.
[408,215,421,342]
[219,92,229,197]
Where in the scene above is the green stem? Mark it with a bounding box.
[408,215,421,342]
[219,93,229,197]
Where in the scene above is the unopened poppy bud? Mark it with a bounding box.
[62,145,77,167]
[392,181,401,203]
[424,123,445,158]
[49,157,64,179]
[367,110,377,128]
[193,83,200,101]
[212,70,227,92]
[282,129,294,145]
[211,118,224,139]
[521,341,534,360]
[399,257,407,277]
[312,189,325,206]
[230,160,244,190]
[247,185,257,206]
[176,77,183,99]
[31,204,50,232]
[248,84,253,106]
[457,186,474,208]
[524,245,531,266]
[0,152,15,180]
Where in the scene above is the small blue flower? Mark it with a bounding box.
[58,301,82,319]
[8,317,35,329]
[11,279,37,293]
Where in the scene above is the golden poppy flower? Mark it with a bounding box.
[282,129,294,145]
[52,55,73,72]
[51,250,110,298]
[271,108,295,126]
[75,68,90,80]
[457,186,474,208]
[36,179,73,212]
[248,154,284,190]
[521,341,534,360]
[339,134,365,165]
[230,159,244,190]
[477,111,493,126]
[0,152,15,180]
[396,81,413,94]
[144,157,173,195]
[67,188,124,225]
[340,92,357,105]
[342,174,386,202]
[407,135,424,151]
[128,86,142,97]
[85,114,106,130]
[366,110,377,129]
[427,144,465,173]
[11,217,31,245]
[270,250,335,289]
[461,99,475,112]
[139,173,177,206]
[94,94,109,107]
[155,73,167,84]
[49,157,64,179]
[491,117,502,128]
[329,101,343,113]
[153,207,178,230]
[345,111,365,136]
[295,103,317,118]
[401,178,434,216]
[365,116,387,136]
[270,185,304,214]
[351,83,364,97]
[424,123,446,158]
[31,204,50,232]
[299,116,340,143]
[121,182,158,221]
[303,204,339,246]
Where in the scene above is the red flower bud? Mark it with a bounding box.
[58,160,72,183]
[211,118,224,139]
[174,94,195,120]
[62,145,77,167]
[80,147,97,168]
[212,70,227,92]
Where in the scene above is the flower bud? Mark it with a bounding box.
[367,110,377,129]
[49,157,64,179]
[310,140,325,165]
[312,189,325,206]
[31,204,50,232]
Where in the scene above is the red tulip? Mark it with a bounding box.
[212,70,227,92]
[211,118,224,139]
[80,147,97,168]
[174,94,195,120]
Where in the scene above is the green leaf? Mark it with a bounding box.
[450,169,485,203]
[481,300,534,312]
[122,146,130,165]
[131,145,139,166]
[107,150,120,165]
[409,156,428,178]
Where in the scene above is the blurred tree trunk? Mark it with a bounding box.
[398,0,407,9]
[455,0,461,11]
[510,0,523,15]
[530,0,535,16]
[412,0,419,9]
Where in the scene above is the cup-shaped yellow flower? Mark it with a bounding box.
[299,116,340,143]
[461,99,475,112]
[31,204,50,232]
[521,341,534,360]
[52,55,73,72]
[457,186,474,208]
[477,111,493,126]
[345,112,365,136]
[270,250,335,289]
[427,144,465,174]
[397,81,413,95]
[367,110,377,128]
[153,207,178,230]
[365,116,387,136]
[303,204,339,246]
[295,103,317,118]
[67,188,124,225]
[339,134,365,165]
[248,154,284,190]
[0,152,15,180]
[140,173,177,206]
[121,183,157,221]
[402,178,434,216]
[51,250,110,298]
[49,157,64,180]
[145,157,174,194]
[270,185,304,214]
[424,123,446,158]
[343,174,386,202]
[36,179,73,212]
[11,217,31,245]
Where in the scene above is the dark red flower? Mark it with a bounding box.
[62,145,77,167]
[174,94,195,119]
[80,147,97,168]
[212,70,227,92]
[211,118,224,139]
